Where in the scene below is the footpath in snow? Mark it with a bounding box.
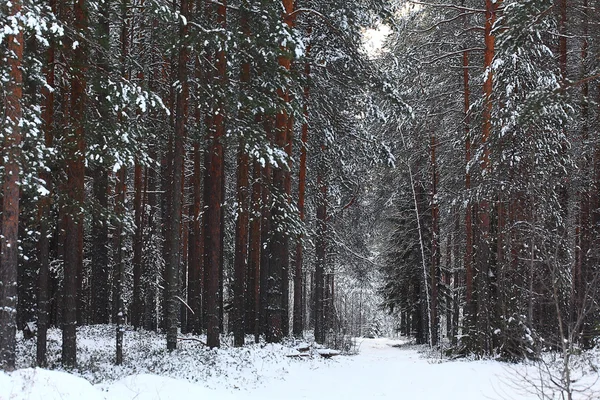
[2,336,597,400]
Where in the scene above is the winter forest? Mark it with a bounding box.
[2,0,600,399]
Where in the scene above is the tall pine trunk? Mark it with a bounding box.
[293,33,311,337]
[37,0,57,366]
[0,0,24,371]
[166,0,190,350]
[204,0,227,348]
[63,0,88,367]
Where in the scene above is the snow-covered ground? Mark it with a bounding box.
[2,328,599,400]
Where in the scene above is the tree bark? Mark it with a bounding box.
[166,0,190,350]
[37,0,57,366]
[0,0,24,371]
[233,2,251,347]
[63,0,88,368]
[293,33,311,337]
[204,0,227,348]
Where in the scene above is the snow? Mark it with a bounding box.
[2,334,599,400]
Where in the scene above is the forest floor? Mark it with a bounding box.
[1,326,600,399]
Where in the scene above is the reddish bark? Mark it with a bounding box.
[0,0,24,371]
[204,0,227,348]
[166,0,190,351]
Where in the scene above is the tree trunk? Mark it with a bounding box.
[204,0,227,348]
[233,3,251,347]
[132,162,144,329]
[462,6,474,350]
[63,0,88,368]
[166,0,190,351]
[476,0,498,355]
[248,159,262,340]
[267,0,295,344]
[188,142,203,334]
[293,34,311,337]
[37,0,57,366]
[314,163,327,344]
[114,168,126,365]
[430,133,440,346]
[0,0,24,371]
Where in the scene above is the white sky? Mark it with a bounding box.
[362,24,392,58]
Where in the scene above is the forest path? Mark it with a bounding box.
[241,337,534,400]
[102,337,538,400]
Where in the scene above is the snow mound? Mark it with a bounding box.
[0,368,105,400]
[103,374,235,400]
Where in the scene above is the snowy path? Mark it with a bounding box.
[104,338,537,400]
[2,338,566,400]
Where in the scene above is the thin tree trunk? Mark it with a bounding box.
[132,162,144,329]
[37,0,57,366]
[233,2,252,347]
[259,121,273,337]
[188,142,203,334]
[462,9,474,349]
[114,168,126,365]
[293,33,311,337]
[166,0,190,350]
[248,159,262,341]
[430,132,440,346]
[0,0,24,371]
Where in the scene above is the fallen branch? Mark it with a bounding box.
[177,337,207,346]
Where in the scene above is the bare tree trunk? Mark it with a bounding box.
[462,10,474,349]
[204,0,227,348]
[114,168,126,365]
[475,0,499,355]
[63,0,88,368]
[314,168,327,345]
[188,142,203,334]
[267,0,295,343]
[166,0,190,351]
[132,162,144,329]
[430,133,440,346]
[248,158,262,340]
[233,5,251,346]
[37,0,57,366]
[0,0,24,371]
[293,33,311,337]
